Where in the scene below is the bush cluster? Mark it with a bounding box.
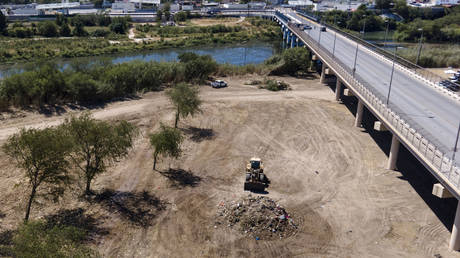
[0,54,219,109]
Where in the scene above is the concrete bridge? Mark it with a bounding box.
[271,9,460,250]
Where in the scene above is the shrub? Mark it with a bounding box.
[38,21,59,37]
[11,220,97,257]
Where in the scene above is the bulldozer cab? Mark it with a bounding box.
[249,158,262,170]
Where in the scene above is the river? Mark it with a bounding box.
[0,42,278,79]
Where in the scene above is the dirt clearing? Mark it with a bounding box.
[0,75,459,257]
[189,17,247,27]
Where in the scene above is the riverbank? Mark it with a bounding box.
[0,17,281,64]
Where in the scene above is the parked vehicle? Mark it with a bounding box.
[320,26,326,32]
[211,80,227,88]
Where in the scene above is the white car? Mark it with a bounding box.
[211,80,227,88]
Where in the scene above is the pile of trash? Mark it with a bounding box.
[215,195,298,240]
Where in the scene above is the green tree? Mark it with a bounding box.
[72,20,87,36]
[0,10,6,35]
[38,21,59,37]
[55,14,67,26]
[279,47,311,75]
[59,23,71,37]
[179,54,218,82]
[63,113,137,195]
[11,220,97,257]
[166,83,202,128]
[149,124,183,170]
[375,0,392,10]
[109,17,129,34]
[2,127,72,221]
[157,9,163,22]
[174,11,187,22]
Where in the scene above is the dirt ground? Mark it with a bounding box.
[428,67,459,79]
[189,17,247,27]
[1,74,460,257]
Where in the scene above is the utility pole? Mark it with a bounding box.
[416,28,424,65]
[332,31,337,58]
[318,29,322,46]
[384,20,389,47]
[361,15,366,39]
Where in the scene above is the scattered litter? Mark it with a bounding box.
[215,194,298,240]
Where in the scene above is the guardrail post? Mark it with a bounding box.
[354,99,364,127]
[387,135,400,170]
[450,200,460,251]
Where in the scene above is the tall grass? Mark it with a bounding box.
[397,44,460,68]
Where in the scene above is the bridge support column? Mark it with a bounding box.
[291,35,297,48]
[450,200,460,251]
[335,79,342,101]
[320,65,326,84]
[387,135,400,170]
[354,99,363,127]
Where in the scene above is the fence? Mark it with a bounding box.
[283,16,460,193]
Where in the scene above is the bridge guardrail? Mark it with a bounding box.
[295,10,444,85]
[287,22,460,192]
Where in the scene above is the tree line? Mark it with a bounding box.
[0,53,218,110]
[2,14,130,38]
[317,2,460,42]
[0,48,312,111]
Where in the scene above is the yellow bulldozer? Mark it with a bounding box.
[244,157,270,192]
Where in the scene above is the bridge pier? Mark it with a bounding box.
[320,65,326,84]
[291,35,297,48]
[387,135,400,170]
[335,79,342,101]
[286,33,292,47]
[354,99,363,127]
[450,201,460,251]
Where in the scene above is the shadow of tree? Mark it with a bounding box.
[44,208,109,241]
[160,168,202,188]
[0,230,14,257]
[94,189,167,228]
[181,126,215,142]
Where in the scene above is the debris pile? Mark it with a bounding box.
[215,195,298,240]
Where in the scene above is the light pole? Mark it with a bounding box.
[416,28,424,65]
[386,45,397,105]
[383,20,389,47]
[361,15,366,39]
[352,43,359,77]
[448,121,460,177]
[318,28,322,46]
[332,22,339,58]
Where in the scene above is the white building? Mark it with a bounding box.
[432,0,459,5]
[112,1,135,13]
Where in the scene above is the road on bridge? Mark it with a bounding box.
[284,9,460,164]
